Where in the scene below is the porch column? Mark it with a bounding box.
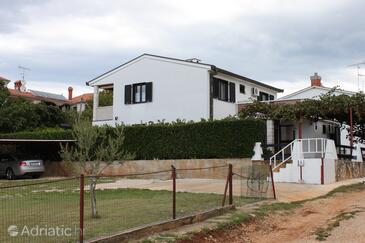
[93,86,99,121]
[298,117,303,139]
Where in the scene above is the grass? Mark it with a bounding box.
[314,210,364,241]
[0,178,259,243]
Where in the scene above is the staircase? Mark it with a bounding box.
[270,140,295,172]
[270,138,334,184]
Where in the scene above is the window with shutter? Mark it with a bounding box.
[125,82,153,104]
[212,78,236,103]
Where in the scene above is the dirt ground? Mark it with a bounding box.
[181,183,365,243]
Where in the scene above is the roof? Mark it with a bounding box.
[86,53,283,92]
[0,76,10,81]
[71,93,93,104]
[29,89,67,101]
[277,85,356,101]
[9,89,70,106]
[8,89,34,98]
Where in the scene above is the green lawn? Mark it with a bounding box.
[0,178,259,242]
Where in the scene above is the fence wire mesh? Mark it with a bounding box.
[0,177,80,243]
[0,163,275,242]
[234,163,275,200]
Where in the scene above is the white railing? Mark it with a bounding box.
[270,138,329,171]
[270,140,295,170]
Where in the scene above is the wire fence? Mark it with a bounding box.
[0,163,275,242]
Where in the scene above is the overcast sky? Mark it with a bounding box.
[1,0,365,97]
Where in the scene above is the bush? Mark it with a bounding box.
[0,128,73,140]
[123,119,266,159]
[0,119,266,159]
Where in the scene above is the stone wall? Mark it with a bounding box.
[335,159,365,182]
[45,158,253,179]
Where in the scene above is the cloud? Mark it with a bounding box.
[1,0,365,96]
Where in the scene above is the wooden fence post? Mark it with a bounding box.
[269,165,277,200]
[229,164,233,205]
[171,165,176,219]
[79,174,84,243]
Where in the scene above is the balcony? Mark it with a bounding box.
[93,85,114,122]
[94,106,113,121]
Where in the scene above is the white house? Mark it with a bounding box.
[272,73,357,150]
[86,54,283,126]
[262,73,364,184]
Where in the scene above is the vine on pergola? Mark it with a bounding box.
[238,88,365,141]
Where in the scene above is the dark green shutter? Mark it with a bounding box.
[125,85,132,104]
[146,82,153,102]
[213,78,219,98]
[224,81,229,101]
[229,83,235,103]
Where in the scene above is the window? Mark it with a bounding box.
[258,91,269,101]
[125,82,153,104]
[239,84,245,94]
[212,78,235,103]
[323,124,327,134]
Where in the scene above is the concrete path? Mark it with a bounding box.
[97,177,365,202]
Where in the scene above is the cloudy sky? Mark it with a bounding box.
[1,0,365,97]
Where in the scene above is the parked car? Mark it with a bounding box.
[0,154,45,180]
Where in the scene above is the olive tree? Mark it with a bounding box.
[60,119,134,218]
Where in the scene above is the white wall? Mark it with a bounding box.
[213,99,237,119]
[91,56,211,125]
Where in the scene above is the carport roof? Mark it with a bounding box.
[0,139,75,143]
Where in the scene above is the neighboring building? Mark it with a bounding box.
[252,73,363,184]
[87,53,283,126]
[68,86,93,112]
[9,80,69,108]
[7,79,91,112]
[255,73,357,149]
[0,76,10,87]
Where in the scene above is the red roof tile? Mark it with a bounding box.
[71,93,93,104]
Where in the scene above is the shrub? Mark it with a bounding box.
[123,119,266,159]
[0,128,73,140]
[0,119,266,159]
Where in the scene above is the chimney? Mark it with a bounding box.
[68,86,73,100]
[14,80,22,91]
[310,72,322,87]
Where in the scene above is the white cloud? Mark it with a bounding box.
[0,0,365,96]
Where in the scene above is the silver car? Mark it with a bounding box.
[0,154,45,180]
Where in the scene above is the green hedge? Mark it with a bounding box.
[123,119,266,159]
[0,119,266,159]
[0,128,73,140]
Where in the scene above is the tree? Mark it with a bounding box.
[60,119,134,218]
[239,88,365,142]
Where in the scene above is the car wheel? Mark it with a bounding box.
[6,168,15,180]
[32,175,41,179]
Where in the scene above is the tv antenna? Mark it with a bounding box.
[18,65,31,82]
[348,61,365,92]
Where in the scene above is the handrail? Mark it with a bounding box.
[270,140,295,170]
[270,138,329,172]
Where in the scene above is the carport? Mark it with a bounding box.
[0,139,75,161]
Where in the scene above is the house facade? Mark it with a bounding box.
[253,73,363,184]
[87,54,283,126]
